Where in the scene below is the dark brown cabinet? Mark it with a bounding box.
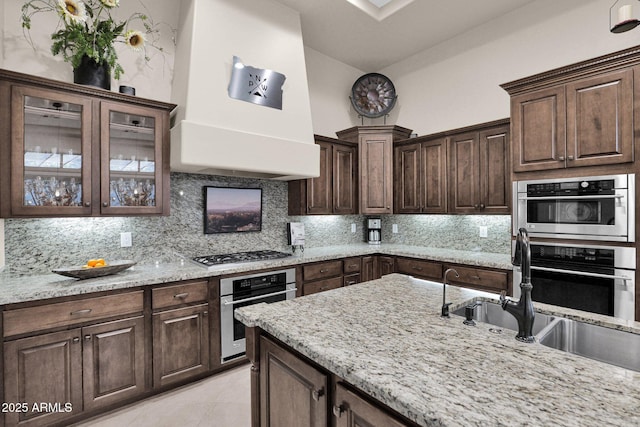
[288,136,357,215]
[0,69,175,218]
[333,383,407,427]
[361,255,395,282]
[337,125,412,214]
[259,336,327,427]
[395,138,447,213]
[448,124,510,214]
[151,281,210,387]
[444,264,511,295]
[502,49,638,174]
[3,291,146,426]
[396,257,442,281]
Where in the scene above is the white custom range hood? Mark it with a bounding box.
[170,0,319,180]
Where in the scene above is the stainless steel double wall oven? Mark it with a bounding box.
[513,174,636,321]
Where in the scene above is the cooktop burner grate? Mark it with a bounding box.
[192,250,292,268]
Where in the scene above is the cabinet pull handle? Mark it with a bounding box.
[333,405,344,418]
[70,309,92,316]
[412,266,423,271]
[320,269,328,273]
[312,388,325,401]
[567,155,574,161]
[84,335,92,341]
[348,264,358,268]
[203,311,208,316]
[471,275,481,280]
[559,156,565,161]
[72,337,80,343]
[174,292,189,299]
[346,280,356,285]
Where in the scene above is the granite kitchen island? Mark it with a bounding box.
[236,273,640,427]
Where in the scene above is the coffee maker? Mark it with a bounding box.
[366,218,381,245]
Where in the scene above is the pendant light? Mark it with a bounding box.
[610,0,640,33]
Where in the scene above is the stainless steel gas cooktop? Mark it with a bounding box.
[192,250,292,270]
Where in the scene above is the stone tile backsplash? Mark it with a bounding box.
[3,173,510,275]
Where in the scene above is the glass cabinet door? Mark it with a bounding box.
[11,86,93,216]
[100,102,164,214]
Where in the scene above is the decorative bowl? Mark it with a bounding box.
[52,260,136,279]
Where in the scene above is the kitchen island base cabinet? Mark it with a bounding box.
[334,383,407,427]
[249,331,418,427]
[259,336,327,427]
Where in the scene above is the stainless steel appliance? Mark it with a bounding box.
[513,241,635,321]
[192,250,291,270]
[220,268,296,362]
[367,218,381,244]
[513,174,634,242]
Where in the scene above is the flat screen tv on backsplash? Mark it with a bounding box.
[203,186,262,234]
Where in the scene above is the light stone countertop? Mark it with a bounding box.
[0,244,510,305]
[235,273,640,427]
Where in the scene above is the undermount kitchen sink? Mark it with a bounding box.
[537,318,640,372]
[452,301,554,336]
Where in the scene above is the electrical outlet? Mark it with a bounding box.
[351,223,357,233]
[392,224,398,233]
[120,232,132,248]
[479,226,488,238]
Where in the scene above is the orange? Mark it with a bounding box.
[87,259,98,267]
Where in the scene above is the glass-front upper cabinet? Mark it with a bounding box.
[100,102,165,215]
[11,86,93,216]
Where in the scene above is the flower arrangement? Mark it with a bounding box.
[21,0,164,80]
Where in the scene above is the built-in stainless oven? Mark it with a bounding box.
[220,268,296,363]
[513,241,635,321]
[513,174,634,242]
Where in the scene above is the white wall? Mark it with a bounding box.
[379,0,640,136]
[2,0,178,101]
[304,47,364,137]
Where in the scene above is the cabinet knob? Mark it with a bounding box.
[84,335,92,341]
[333,405,344,418]
[479,204,485,209]
[567,155,574,161]
[102,202,108,207]
[72,337,80,343]
[558,156,565,161]
[203,311,209,317]
[474,204,479,209]
[312,388,325,401]
[84,201,91,207]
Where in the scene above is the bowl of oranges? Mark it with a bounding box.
[53,259,136,279]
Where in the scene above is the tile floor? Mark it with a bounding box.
[72,365,251,427]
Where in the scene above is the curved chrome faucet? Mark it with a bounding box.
[441,268,459,317]
[500,227,536,342]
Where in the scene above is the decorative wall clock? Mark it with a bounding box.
[350,73,397,118]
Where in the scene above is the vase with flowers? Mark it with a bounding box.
[21,0,164,90]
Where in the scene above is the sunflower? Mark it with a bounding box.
[125,30,145,51]
[57,0,86,25]
[99,0,119,7]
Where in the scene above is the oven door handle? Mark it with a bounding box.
[518,194,624,201]
[530,266,632,282]
[223,288,297,306]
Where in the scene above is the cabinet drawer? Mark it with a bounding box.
[449,266,508,291]
[303,260,343,281]
[304,276,343,295]
[3,291,144,337]
[152,280,209,310]
[343,273,360,287]
[396,258,442,280]
[343,257,361,273]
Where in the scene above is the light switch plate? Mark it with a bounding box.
[392,224,398,233]
[351,223,357,233]
[479,226,488,238]
[120,232,132,247]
